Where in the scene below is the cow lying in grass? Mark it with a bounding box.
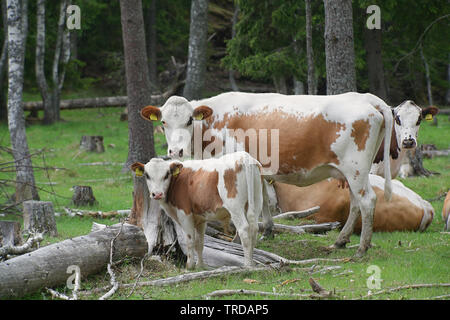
[131,152,264,269]
[443,191,450,231]
[268,174,434,233]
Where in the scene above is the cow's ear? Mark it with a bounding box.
[170,162,183,177]
[193,105,213,121]
[141,105,161,121]
[422,106,439,117]
[131,162,145,177]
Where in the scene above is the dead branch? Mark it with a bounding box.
[308,277,333,298]
[0,232,44,259]
[356,283,450,300]
[204,289,312,299]
[258,222,340,235]
[272,206,320,220]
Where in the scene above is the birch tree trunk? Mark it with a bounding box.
[120,0,174,254]
[35,0,50,121]
[364,25,387,101]
[6,0,39,202]
[183,0,209,100]
[420,45,433,106]
[324,0,356,95]
[305,0,316,95]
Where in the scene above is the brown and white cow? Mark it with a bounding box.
[371,101,439,179]
[131,151,263,269]
[443,191,450,231]
[141,92,393,257]
[269,174,434,233]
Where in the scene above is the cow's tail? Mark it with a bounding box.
[378,102,393,201]
[243,155,263,240]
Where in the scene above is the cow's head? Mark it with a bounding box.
[131,159,183,200]
[392,101,438,149]
[141,96,213,159]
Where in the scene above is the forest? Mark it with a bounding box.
[0,0,449,302]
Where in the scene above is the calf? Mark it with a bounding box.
[131,152,263,269]
[371,101,438,178]
[141,91,394,257]
[443,191,450,231]
[269,174,434,233]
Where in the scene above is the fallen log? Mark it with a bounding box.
[0,223,147,299]
[272,206,320,220]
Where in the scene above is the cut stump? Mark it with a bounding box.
[72,186,97,207]
[80,136,105,153]
[23,201,58,237]
[0,221,22,247]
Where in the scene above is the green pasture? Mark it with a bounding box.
[0,107,449,300]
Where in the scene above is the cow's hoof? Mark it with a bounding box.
[354,249,367,259]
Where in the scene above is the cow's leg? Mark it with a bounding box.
[228,209,255,267]
[177,213,196,270]
[355,185,377,257]
[260,181,274,240]
[333,191,361,248]
[194,222,206,268]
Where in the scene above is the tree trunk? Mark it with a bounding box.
[183,0,209,100]
[446,54,450,105]
[305,0,316,95]
[120,0,173,254]
[23,200,58,237]
[323,0,356,95]
[35,0,50,121]
[420,45,433,106]
[145,0,158,91]
[228,4,239,92]
[0,223,147,299]
[0,0,7,121]
[364,25,387,101]
[6,0,39,203]
[79,135,105,153]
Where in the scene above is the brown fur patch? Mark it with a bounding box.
[167,168,223,215]
[208,111,346,173]
[141,105,161,121]
[351,120,370,151]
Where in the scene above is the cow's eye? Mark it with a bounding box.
[395,116,401,126]
[186,117,193,126]
[145,172,150,180]
[161,120,166,126]
[164,171,170,180]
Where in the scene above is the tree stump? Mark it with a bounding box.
[0,221,22,247]
[80,135,105,153]
[23,201,58,237]
[401,146,440,177]
[72,186,97,207]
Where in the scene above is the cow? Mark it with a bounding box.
[130,151,263,269]
[268,174,434,233]
[141,91,394,257]
[370,101,439,179]
[443,191,450,231]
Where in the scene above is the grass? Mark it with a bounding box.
[0,106,449,300]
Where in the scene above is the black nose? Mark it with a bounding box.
[168,149,172,155]
[178,149,183,157]
[402,139,416,149]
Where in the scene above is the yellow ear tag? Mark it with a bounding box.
[194,114,203,121]
[149,114,158,121]
[135,168,143,177]
[172,167,180,177]
[425,114,433,121]
[268,179,274,185]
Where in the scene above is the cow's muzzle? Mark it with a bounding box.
[402,138,416,149]
[152,192,164,200]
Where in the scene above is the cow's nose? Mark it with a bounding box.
[402,139,416,149]
[178,149,183,158]
[152,192,163,200]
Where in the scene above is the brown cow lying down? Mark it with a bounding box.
[268,174,434,233]
[443,191,450,231]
